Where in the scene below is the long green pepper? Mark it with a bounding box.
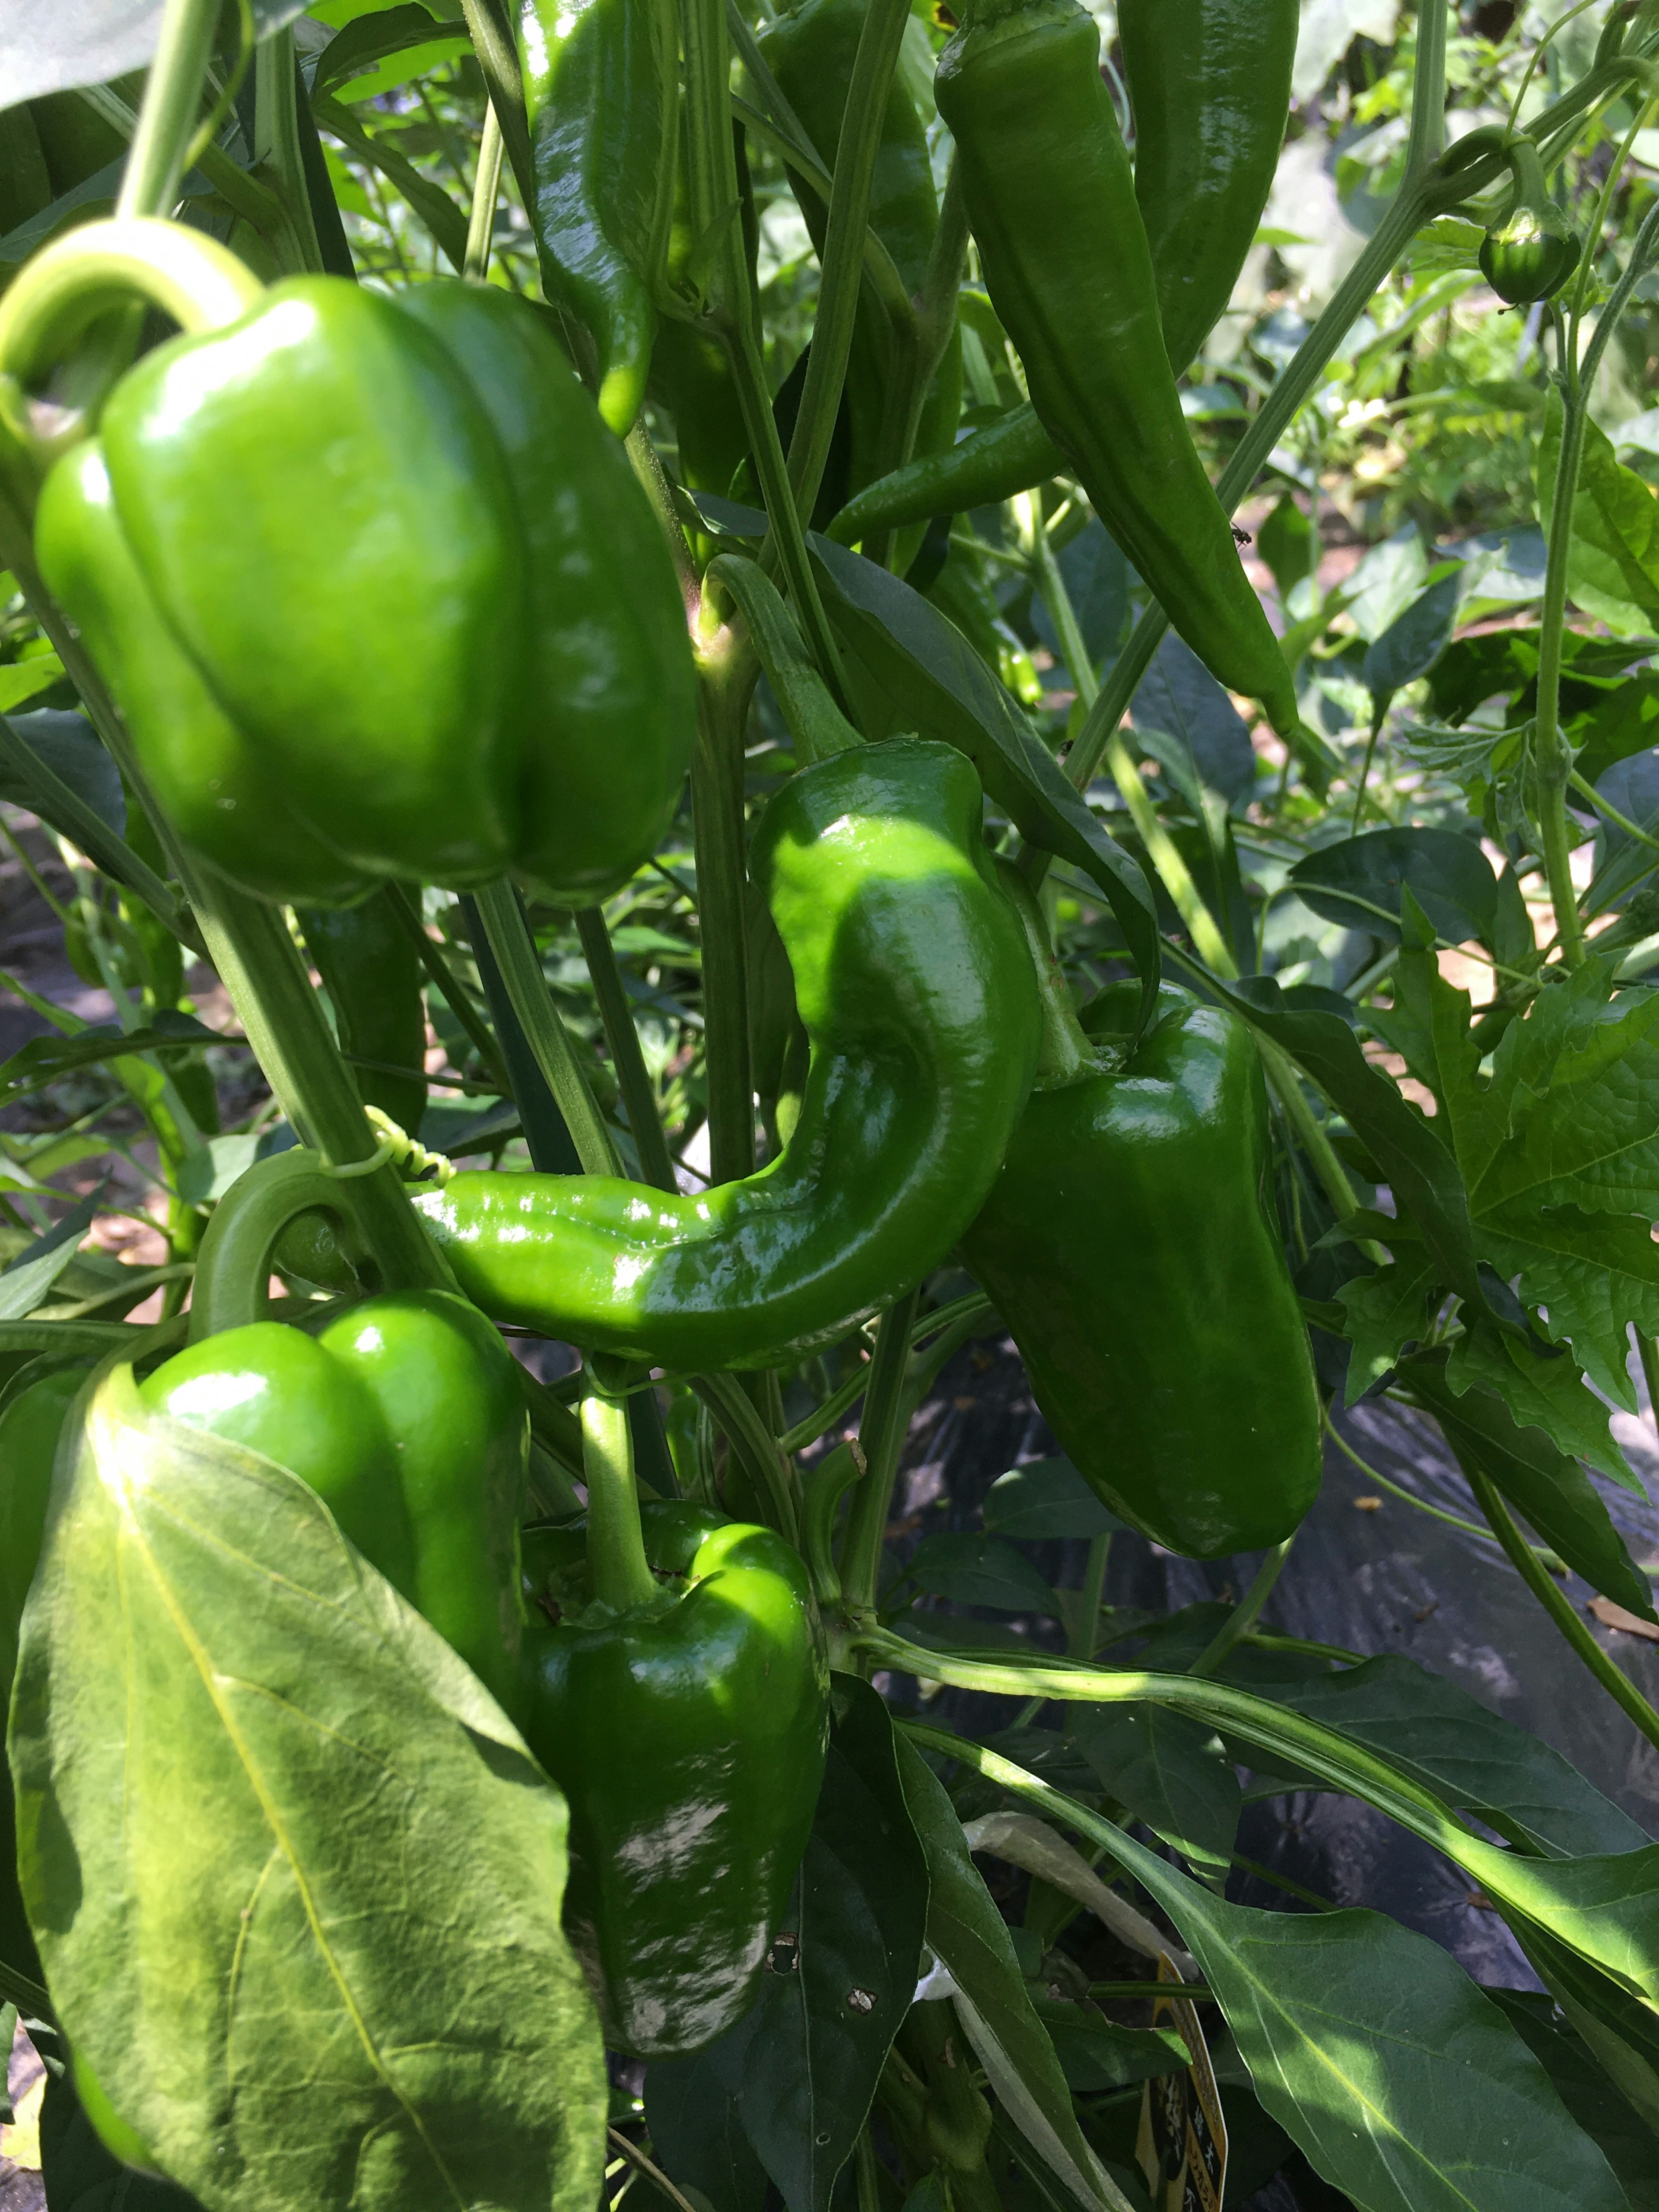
[934,0,1296,731]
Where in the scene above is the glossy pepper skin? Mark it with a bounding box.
[35,275,694,908]
[1119,0,1298,374]
[415,739,1042,1369]
[934,0,1297,734]
[139,1293,528,1713]
[1478,135,1581,304]
[298,888,427,1137]
[960,979,1322,1557]
[759,0,962,543]
[518,0,678,435]
[519,1501,828,2056]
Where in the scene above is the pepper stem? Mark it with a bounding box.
[581,1375,658,1613]
[992,859,1094,1087]
[186,1148,373,1343]
[0,218,262,391]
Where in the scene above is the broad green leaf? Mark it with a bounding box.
[1539,392,1659,619]
[1334,1258,1437,1402]
[1033,1998,1188,2093]
[1290,827,1521,957]
[10,1365,608,2212]
[982,1459,1121,1540]
[1360,562,1465,700]
[1446,1321,1635,1489]
[1471,959,1659,1220]
[897,1532,1063,1617]
[1131,632,1257,809]
[807,535,1161,1033]
[1491,1993,1659,2210]
[1522,1922,1659,2141]
[1232,1653,1652,1859]
[921,1729,1632,2212]
[1479,1202,1659,1411]
[311,2,468,95]
[651,1677,930,2212]
[1405,1358,1656,1620]
[1075,1707,1242,1881]
[643,2064,769,2212]
[895,1740,1134,2212]
[960,1806,1191,1974]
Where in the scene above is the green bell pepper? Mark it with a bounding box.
[29,247,694,908]
[519,1488,828,2056]
[413,738,1042,1370]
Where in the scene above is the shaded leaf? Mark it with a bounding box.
[982,1459,1122,1540]
[0,1187,103,1322]
[1445,1321,1634,1490]
[650,1678,929,2212]
[0,0,311,107]
[1334,1258,1437,1402]
[1234,1652,1652,1858]
[1131,633,1257,809]
[1290,826,1515,953]
[1075,1707,1242,1880]
[0,712,124,837]
[895,1741,1132,2212]
[930,1732,1633,2212]
[898,1533,1062,1618]
[1490,1991,1659,2210]
[1405,1356,1657,1620]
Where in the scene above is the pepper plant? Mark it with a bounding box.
[2,1,1659,2209]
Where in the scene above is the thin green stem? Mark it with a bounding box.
[1187,1537,1294,1678]
[575,906,677,1192]
[883,1648,1633,1974]
[458,0,537,214]
[472,880,619,1175]
[691,640,757,1185]
[691,1368,800,1543]
[1405,0,1451,178]
[1535,306,1591,969]
[117,0,220,222]
[839,1286,921,1617]
[1089,1979,1215,2004]
[1466,1467,1659,1754]
[1068,1530,1111,1662]
[581,1377,658,1611]
[783,0,910,522]
[464,98,505,280]
[382,885,512,1098]
[1324,1409,1562,1565]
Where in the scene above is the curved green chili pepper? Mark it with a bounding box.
[827,400,1062,547]
[518,0,680,435]
[413,739,1042,1370]
[935,0,1297,732]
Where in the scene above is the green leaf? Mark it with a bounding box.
[0,1013,228,1108]
[1232,1652,1652,1858]
[1030,1998,1188,2093]
[0,710,123,836]
[1446,1321,1635,1490]
[1481,1203,1659,1411]
[1212,971,1485,1309]
[1074,1707,1241,1882]
[1405,1357,1657,1620]
[1290,826,1523,957]
[1490,1992,1659,2211]
[807,535,1161,1035]
[0,1187,103,1321]
[982,1459,1122,1540]
[652,1677,930,2212]
[924,1731,1634,2212]
[898,1532,1063,1617]
[894,1740,1134,2212]
[10,1365,609,2212]
[1334,1258,1437,1402]
[35,2041,207,2212]
[311,2,468,95]
[0,656,64,712]
[1539,391,1659,620]
[312,94,470,269]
